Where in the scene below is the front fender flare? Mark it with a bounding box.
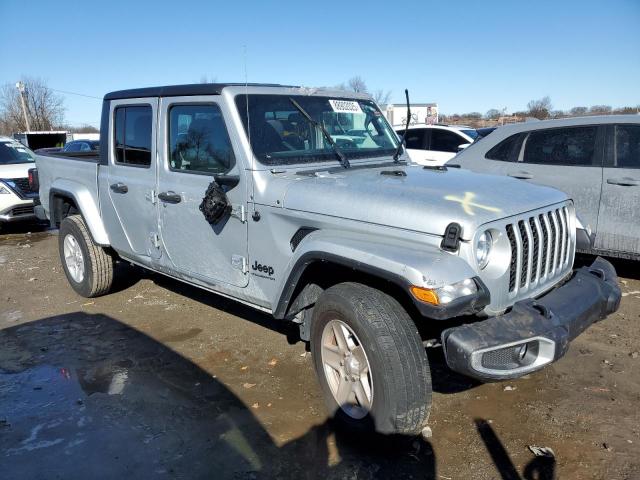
[272,230,478,319]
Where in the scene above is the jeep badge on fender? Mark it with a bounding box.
[252,261,274,276]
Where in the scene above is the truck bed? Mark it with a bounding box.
[38,151,100,162]
[35,152,101,221]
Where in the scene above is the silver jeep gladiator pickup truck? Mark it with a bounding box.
[33,83,621,436]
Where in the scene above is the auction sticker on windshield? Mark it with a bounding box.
[328,99,363,114]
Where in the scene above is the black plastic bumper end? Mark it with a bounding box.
[442,257,621,382]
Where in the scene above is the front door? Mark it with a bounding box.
[106,98,159,258]
[596,124,640,255]
[401,128,432,164]
[156,97,248,287]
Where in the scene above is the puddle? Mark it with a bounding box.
[0,229,54,246]
[77,365,130,396]
[0,361,278,477]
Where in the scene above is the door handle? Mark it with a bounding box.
[158,191,182,204]
[607,177,639,187]
[508,172,532,180]
[110,182,128,194]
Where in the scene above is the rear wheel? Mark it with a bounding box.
[58,215,114,297]
[310,282,432,435]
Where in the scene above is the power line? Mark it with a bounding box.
[50,88,102,100]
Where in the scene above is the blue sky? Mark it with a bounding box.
[1,0,638,127]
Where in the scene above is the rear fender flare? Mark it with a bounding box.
[49,181,109,246]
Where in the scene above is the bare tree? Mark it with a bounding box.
[589,105,612,115]
[485,109,501,120]
[347,76,368,93]
[0,76,65,133]
[569,106,588,116]
[614,106,640,114]
[372,89,392,105]
[527,96,553,119]
[338,76,390,105]
[199,75,217,84]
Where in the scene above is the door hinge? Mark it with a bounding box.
[230,204,246,223]
[232,255,248,273]
[151,232,160,248]
[146,189,157,204]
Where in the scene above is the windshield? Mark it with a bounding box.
[0,141,36,164]
[236,94,400,166]
[461,129,479,140]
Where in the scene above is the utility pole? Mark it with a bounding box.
[16,81,31,132]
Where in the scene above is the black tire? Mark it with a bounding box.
[58,215,114,297]
[310,282,431,435]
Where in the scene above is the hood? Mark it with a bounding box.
[282,164,568,240]
[0,162,34,179]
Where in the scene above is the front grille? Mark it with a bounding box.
[9,177,38,197]
[507,206,573,294]
[11,205,34,216]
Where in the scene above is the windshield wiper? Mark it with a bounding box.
[393,89,411,163]
[289,98,350,169]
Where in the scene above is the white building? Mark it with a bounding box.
[380,103,438,127]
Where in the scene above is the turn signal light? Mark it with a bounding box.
[410,286,439,305]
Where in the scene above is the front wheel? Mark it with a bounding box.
[310,282,432,435]
[58,215,114,297]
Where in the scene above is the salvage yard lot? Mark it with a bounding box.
[1,226,639,479]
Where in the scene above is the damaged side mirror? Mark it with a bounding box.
[199,181,231,225]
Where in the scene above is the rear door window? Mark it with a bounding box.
[614,124,640,168]
[114,105,152,166]
[430,130,466,153]
[485,133,525,161]
[522,126,598,166]
[399,128,427,150]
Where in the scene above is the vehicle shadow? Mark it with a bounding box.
[0,220,49,236]
[147,270,303,340]
[0,312,437,479]
[575,253,640,281]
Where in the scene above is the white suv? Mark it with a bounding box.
[0,136,38,230]
[395,124,478,165]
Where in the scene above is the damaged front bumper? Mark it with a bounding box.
[442,257,621,382]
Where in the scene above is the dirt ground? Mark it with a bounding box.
[1,223,638,480]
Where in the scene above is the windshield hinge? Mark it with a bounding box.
[230,204,246,223]
[146,189,157,204]
[232,255,249,273]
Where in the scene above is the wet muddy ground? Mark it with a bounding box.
[1,223,639,479]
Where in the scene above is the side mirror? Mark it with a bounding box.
[199,181,231,224]
[457,143,471,152]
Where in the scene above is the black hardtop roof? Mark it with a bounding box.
[104,83,299,101]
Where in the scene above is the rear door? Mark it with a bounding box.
[596,124,640,255]
[428,129,468,165]
[156,96,248,288]
[508,125,604,233]
[104,98,159,258]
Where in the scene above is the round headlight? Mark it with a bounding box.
[476,230,492,269]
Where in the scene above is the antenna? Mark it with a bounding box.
[243,45,256,199]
